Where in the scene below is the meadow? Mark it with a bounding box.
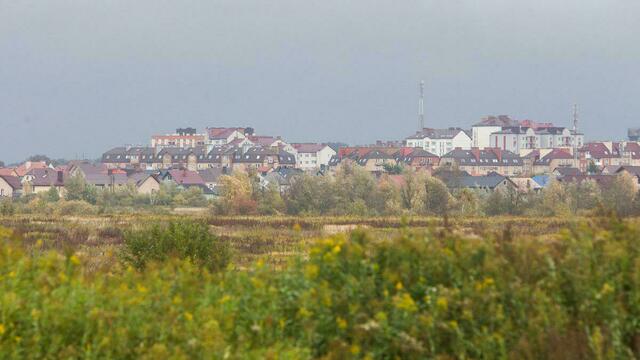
[1,214,639,358]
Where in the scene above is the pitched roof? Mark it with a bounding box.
[0,168,17,177]
[442,148,523,166]
[534,149,574,164]
[406,127,469,140]
[0,175,22,190]
[553,167,582,176]
[198,168,226,183]
[580,142,620,158]
[167,169,205,185]
[473,115,518,127]
[292,143,325,153]
[558,175,616,188]
[15,161,48,177]
[447,175,512,189]
[28,168,66,186]
[207,127,244,140]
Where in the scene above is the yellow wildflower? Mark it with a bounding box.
[601,283,614,295]
[70,255,81,266]
[394,293,418,312]
[436,297,448,311]
[184,312,193,322]
[136,284,148,294]
[336,317,348,330]
[332,245,341,254]
[305,264,319,279]
[350,344,361,355]
[395,282,403,290]
[173,295,183,305]
[0,324,5,335]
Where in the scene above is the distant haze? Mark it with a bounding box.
[1,0,639,163]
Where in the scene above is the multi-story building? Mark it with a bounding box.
[151,128,207,150]
[405,128,472,156]
[292,143,337,170]
[439,148,525,176]
[206,127,247,147]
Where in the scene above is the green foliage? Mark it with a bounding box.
[0,198,15,216]
[383,162,403,174]
[64,174,98,204]
[424,176,450,215]
[602,172,637,217]
[3,219,640,358]
[120,220,230,272]
[45,187,60,203]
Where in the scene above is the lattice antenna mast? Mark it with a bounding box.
[573,104,578,164]
[418,80,425,130]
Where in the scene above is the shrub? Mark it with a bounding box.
[120,220,230,272]
[54,200,98,216]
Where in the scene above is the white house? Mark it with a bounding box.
[405,128,471,156]
[292,144,337,170]
[206,127,246,147]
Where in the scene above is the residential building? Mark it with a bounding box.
[152,128,207,150]
[405,128,472,156]
[206,127,247,147]
[440,148,525,176]
[292,143,337,170]
[24,168,66,195]
[443,174,518,192]
[472,115,518,148]
[532,148,576,174]
[395,148,440,170]
[0,175,22,198]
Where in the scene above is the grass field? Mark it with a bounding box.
[1,214,638,358]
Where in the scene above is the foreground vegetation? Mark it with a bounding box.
[2,216,640,358]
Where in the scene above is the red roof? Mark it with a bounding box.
[293,143,325,153]
[207,127,244,140]
[541,148,573,161]
[0,168,16,176]
[15,161,48,177]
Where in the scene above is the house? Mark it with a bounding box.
[248,136,296,153]
[206,127,247,147]
[509,177,543,193]
[157,147,206,171]
[355,150,397,172]
[557,175,617,190]
[127,172,161,195]
[164,169,206,186]
[68,162,130,190]
[553,167,583,178]
[0,168,19,177]
[533,148,576,174]
[14,161,49,177]
[612,166,640,187]
[24,168,66,195]
[102,147,157,169]
[439,148,525,176]
[292,143,337,170]
[444,174,518,192]
[0,175,22,198]
[198,167,228,190]
[580,142,622,170]
[396,148,440,170]
[405,128,472,156]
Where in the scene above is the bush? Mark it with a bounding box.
[120,220,230,272]
[54,200,98,216]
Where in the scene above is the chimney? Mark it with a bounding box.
[57,171,64,184]
[493,148,503,161]
[471,148,480,161]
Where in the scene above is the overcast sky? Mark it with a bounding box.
[1,0,639,163]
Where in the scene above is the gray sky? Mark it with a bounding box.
[1,0,639,163]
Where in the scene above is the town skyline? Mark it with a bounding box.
[2,0,639,163]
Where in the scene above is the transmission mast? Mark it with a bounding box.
[573,104,578,165]
[418,80,425,130]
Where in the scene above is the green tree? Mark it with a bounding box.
[399,170,426,212]
[64,173,97,204]
[45,187,60,202]
[603,172,637,216]
[424,176,450,216]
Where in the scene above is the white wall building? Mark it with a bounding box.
[489,127,539,152]
[292,144,337,170]
[405,128,472,156]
